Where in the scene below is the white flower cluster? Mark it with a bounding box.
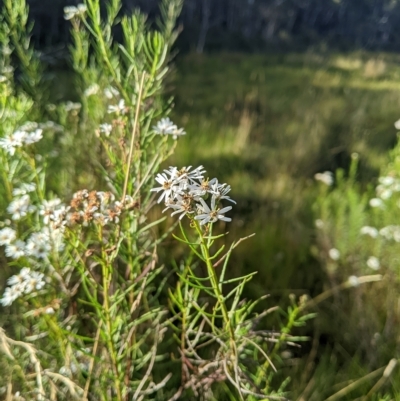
[0,225,64,261]
[0,127,43,155]
[368,175,400,209]
[378,225,400,242]
[360,225,379,238]
[153,118,186,140]
[151,166,235,225]
[6,183,36,221]
[0,267,45,306]
[64,4,87,20]
[107,99,126,115]
[314,171,334,186]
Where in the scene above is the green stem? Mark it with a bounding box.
[99,227,123,401]
[193,221,236,347]
[255,304,300,389]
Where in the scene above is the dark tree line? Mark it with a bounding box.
[23,0,400,52]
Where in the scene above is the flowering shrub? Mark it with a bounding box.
[312,146,400,393]
[0,0,314,400]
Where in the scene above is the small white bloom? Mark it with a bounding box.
[13,183,36,196]
[7,268,31,286]
[153,118,186,140]
[26,232,52,259]
[395,119,400,130]
[379,225,400,242]
[167,198,194,220]
[0,285,23,306]
[367,256,380,270]
[0,131,26,155]
[64,101,82,112]
[107,99,126,114]
[153,118,177,135]
[210,180,236,204]
[64,4,87,20]
[369,198,384,208]
[19,121,38,131]
[314,171,334,186]
[24,129,43,145]
[150,173,181,203]
[379,189,392,200]
[5,240,26,259]
[195,198,232,225]
[104,86,119,99]
[315,219,324,229]
[172,127,186,140]
[0,227,17,246]
[378,176,395,186]
[84,83,100,97]
[99,123,112,136]
[360,226,378,238]
[348,275,360,287]
[328,248,340,261]
[7,195,35,220]
[24,271,46,293]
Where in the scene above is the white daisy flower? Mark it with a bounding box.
[7,268,31,286]
[150,173,181,203]
[378,176,395,186]
[314,171,334,186]
[328,248,340,261]
[104,86,119,99]
[26,232,52,259]
[107,99,126,114]
[369,198,384,208]
[153,118,186,140]
[0,131,27,155]
[13,183,36,197]
[210,180,236,204]
[99,123,113,136]
[171,127,186,140]
[84,83,100,97]
[24,271,46,293]
[195,198,232,225]
[24,129,43,145]
[64,4,87,20]
[64,101,82,112]
[348,276,360,287]
[7,195,35,220]
[153,118,177,135]
[0,227,17,246]
[360,226,378,238]
[168,198,194,220]
[5,240,26,259]
[0,285,24,306]
[367,256,380,270]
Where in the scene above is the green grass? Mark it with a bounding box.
[168,51,400,398]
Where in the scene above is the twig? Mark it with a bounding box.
[0,329,45,400]
[83,324,101,400]
[213,233,256,268]
[122,73,146,202]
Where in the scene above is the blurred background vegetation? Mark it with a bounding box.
[4,0,400,399]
